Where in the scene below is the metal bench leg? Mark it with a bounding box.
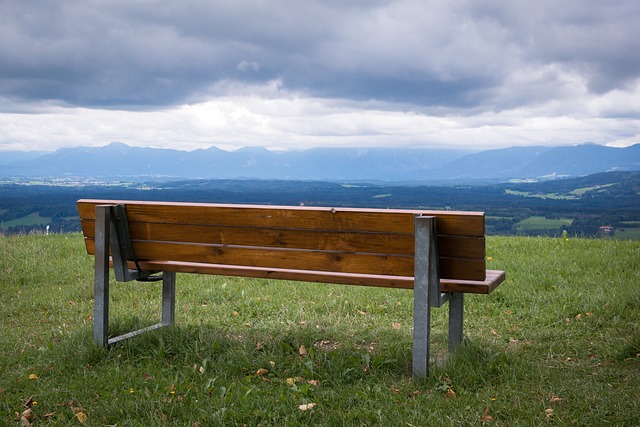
[413,274,431,379]
[448,292,464,353]
[413,216,439,379]
[94,205,111,346]
[93,205,176,347]
[161,271,176,326]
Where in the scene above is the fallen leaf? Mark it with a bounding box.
[358,310,367,315]
[75,411,88,423]
[28,374,38,380]
[244,323,251,327]
[298,402,316,411]
[199,366,205,374]
[18,408,33,426]
[392,322,401,330]
[255,368,269,376]
[24,396,34,407]
[445,388,457,398]
[480,406,493,422]
[255,342,264,351]
[232,310,239,317]
[550,394,562,402]
[307,379,319,386]
[490,327,499,336]
[545,408,554,419]
[299,345,308,356]
[43,412,57,419]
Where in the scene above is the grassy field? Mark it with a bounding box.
[1,234,639,426]
[1,212,51,228]
[513,216,573,234]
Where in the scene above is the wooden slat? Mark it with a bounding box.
[440,270,506,294]
[133,261,503,294]
[80,219,485,260]
[85,239,485,281]
[77,200,485,236]
[131,222,414,254]
[133,240,413,276]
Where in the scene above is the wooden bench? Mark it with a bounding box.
[77,199,505,378]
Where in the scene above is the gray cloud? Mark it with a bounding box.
[2,0,637,109]
[0,0,638,153]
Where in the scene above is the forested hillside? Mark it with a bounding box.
[1,172,638,238]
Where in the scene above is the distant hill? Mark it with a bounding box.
[1,142,638,183]
[432,143,640,181]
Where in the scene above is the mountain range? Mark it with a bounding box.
[2,142,639,183]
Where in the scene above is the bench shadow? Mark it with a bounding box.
[60,319,514,385]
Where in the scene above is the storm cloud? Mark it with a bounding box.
[1,0,639,151]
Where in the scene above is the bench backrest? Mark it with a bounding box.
[77,200,487,284]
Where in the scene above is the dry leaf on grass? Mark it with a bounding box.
[392,322,402,330]
[299,345,308,356]
[480,406,494,422]
[298,402,316,411]
[545,408,554,419]
[17,408,33,426]
[255,368,269,376]
[75,412,88,424]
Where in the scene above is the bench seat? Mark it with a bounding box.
[132,260,504,294]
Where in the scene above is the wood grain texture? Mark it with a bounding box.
[133,262,504,294]
[78,199,493,283]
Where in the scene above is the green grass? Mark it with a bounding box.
[608,228,640,240]
[1,212,51,228]
[504,190,577,200]
[1,234,639,425]
[570,184,615,196]
[514,216,573,232]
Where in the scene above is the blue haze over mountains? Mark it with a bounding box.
[2,142,639,183]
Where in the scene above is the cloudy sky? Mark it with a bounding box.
[1,0,639,153]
